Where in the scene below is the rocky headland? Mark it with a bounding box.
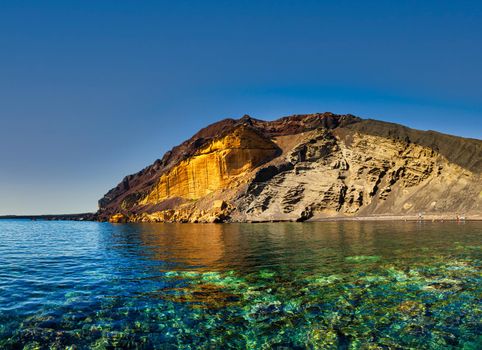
[97,113,482,223]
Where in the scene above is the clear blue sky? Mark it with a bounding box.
[1,0,481,215]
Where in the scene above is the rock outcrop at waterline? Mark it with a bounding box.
[97,113,482,223]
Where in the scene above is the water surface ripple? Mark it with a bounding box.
[0,220,480,349]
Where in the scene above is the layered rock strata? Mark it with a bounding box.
[97,113,482,223]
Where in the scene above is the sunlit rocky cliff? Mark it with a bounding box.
[97,113,482,223]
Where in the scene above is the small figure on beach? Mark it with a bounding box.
[456,214,466,222]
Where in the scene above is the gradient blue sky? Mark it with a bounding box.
[1,0,481,215]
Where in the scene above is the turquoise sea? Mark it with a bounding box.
[0,220,480,349]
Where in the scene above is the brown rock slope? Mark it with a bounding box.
[97,113,482,222]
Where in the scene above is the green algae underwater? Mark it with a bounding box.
[0,220,480,349]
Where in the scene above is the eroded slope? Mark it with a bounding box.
[98,114,481,223]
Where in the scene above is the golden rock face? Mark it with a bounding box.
[99,114,482,223]
[140,126,279,204]
[108,213,127,223]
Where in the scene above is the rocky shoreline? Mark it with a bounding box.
[0,213,96,221]
[2,212,481,223]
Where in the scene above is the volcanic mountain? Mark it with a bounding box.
[97,113,482,223]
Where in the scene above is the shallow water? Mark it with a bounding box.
[0,220,480,349]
